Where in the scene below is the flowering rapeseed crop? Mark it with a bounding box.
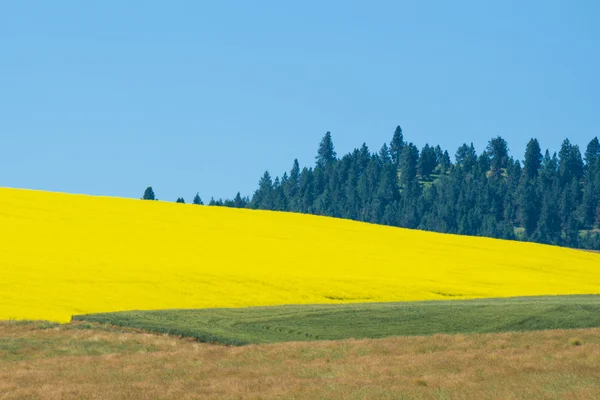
[1,188,599,323]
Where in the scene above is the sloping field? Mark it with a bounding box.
[1,187,599,323]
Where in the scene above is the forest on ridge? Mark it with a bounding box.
[164,127,600,250]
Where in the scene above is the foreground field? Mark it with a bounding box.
[2,321,600,399]
[75,295,600,345]
[2,188,600,322]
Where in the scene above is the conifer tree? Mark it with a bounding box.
[233,192,246,208]
[252,171,275,210]
[390,126,405,167]
[439,150,452,173]
[418,144,437,179]
[192,193,203,205]
[379,143,391,165]
[142,187,156,200]
[523,138,543,180]
[316,132,337,168]
[400,143,419,187]
[455,143,477,172]
[487,136,509,174]
[585,137,600,168]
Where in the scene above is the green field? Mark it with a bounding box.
[74,295,600,345]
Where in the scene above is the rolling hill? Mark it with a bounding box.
[1,187,599,323]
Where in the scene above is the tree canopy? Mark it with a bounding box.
[158,130,600,251]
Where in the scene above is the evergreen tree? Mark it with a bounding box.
[558,139,584,186]
[252,171,275,210]
[142,186,156,200]
[284,159,301,206]
[233,192,246,208]
[400,143,419,187]
[439,150,452,173]
[390,125,405,167]
[272,177,286,210]
[192,193,203,205]
[316,131,337,168]
[176,197,185,203]
[523,138,542,180]
[477,151,491,176]
[379,143,391,165]
[585,137,600,168]
[535,186,562,244]
[455,143,477,172]
[418,144,437,179]
[486,136,509,174]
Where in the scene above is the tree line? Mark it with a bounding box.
[145,127,600,250]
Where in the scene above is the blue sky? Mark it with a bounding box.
[1,1,599,201]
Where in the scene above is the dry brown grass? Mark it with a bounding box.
[2,321,600,399]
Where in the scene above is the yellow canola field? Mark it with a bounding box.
[1,187,599,323]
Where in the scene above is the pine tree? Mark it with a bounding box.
[535,187,562,244]
[523,138,542,180]
[316,131,337,168]
[378,143,391,165]
[455,143,477,172]
[142,187,156,200]
[233,192,246,208]
[390,126,405,167]
[418,144,437,179]
[486,136,509,174]
[192,193,203,205]
[439,150,452,173]
[400,143,419,187]
[251,171,274,209]
[176,197,185,203]
[477,151,491,176]
[585,137,600,168]
[558,139,584,186]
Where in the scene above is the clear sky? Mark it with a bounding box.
[1,1,599,202]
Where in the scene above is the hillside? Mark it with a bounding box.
[1,187,599,323]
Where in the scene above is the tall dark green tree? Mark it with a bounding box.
[142,187,156,200]
[439,150,452,173]
[379,143,391,165]
[192,193,203,205]
[251,171,275,210]
[523,138,543,180]
[390,126,405,167]
[535,187,562,244]
[233,192,246,208]
[585,137,600,168]
[487,136,509,174]
[316,132,337,168]
[400,143,419,187]
[176,197,185,203]
[455,143,477,172]
[418,144,437,179]
[558,139,584,186]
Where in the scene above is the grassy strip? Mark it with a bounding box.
[4,322,600,399]
[73,295,600,345]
